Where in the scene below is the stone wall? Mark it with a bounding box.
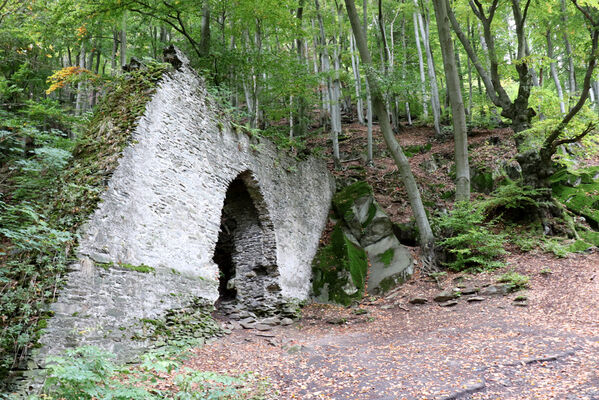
[35,49,334,364]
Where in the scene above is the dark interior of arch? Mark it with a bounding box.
[212,172,280,314]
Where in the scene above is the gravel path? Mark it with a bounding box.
[186,251,599,399]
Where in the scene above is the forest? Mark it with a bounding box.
[1,0,599,398]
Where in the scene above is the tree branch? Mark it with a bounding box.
[553,122,596,148]
[544,27,599,155]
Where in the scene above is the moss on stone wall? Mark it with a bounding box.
[312,225,368,306]
[0,61,169,384]
[134,298,224,347]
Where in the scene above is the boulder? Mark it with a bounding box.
[409,296,428,305]
[364,235,413,295]
[434,289,456,303]
[319,181,414,301]
[360,204,393,247]
[312,225,368,306]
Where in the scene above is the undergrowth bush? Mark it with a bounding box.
[31,346,271,400]
[434,202,507,272]
[480,182,544,222]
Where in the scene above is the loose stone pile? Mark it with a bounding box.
[217,300,298,331]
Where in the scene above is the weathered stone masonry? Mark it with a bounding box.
[36,49,335,362]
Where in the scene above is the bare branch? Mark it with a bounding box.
[553,123,596,148]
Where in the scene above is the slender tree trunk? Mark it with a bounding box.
[75,43,85,118]
[547,29,566,115]
[364,0,373,165]
[345,0,437,272]
[561,0,576,94]
[199,2,211,56]
[111,29,118,75]
[350,34,365,124]
[120,11,127,69]
[401,13,412,125]
[315,0,341,168]
[466,19,473,121]
[293,0,308,137]
[432,0,470,201]
[413,11,428,118]
[415,0,441,135]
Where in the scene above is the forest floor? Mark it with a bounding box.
[180,123,599,399]
[188,250,599,399]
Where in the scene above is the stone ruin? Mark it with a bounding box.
[32,47,335,366]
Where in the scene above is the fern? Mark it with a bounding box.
[434,202,507,272]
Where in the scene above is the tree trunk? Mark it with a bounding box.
[199,2,211,56]
[413,12,428,118]
[345,0,437,272]
[293,0,308,137]
[364,0,373,165]
[315,0,341,168]
[432,0,470,202]
[75,43,85,117]
[350,34,365,124]
[111,29,118,75]
[415,1,441,136]
[120,12,127,69]
[561,0,576,94]
[547,29,566,115]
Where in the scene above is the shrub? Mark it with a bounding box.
[32,346,271,400]
[434,202,507,272]
[480,182,544,222]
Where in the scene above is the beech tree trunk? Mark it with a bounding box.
[364,0,373,165]
[432,0,470,202]
[350,34,365,125]
[120,11,127,69]
[315,0,341,168]
[413,12,428,118]
[345,0,437,272]
[414,0,441,136]
[547,29,566,115]
[561,0,576,94]
[199,2,211,56]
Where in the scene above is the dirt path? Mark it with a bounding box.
[187,251,599,399]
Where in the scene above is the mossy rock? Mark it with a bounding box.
[566,239,592,253]
[312,225,368,306]
[580,230,599,247]
[552,182,599,227]
[551,167,599,228]
[332,181,374,224]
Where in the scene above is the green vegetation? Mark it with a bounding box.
[332,181,374,225]
[434,202,507,272]
[30,346,271,400]
[378,248,395,266]
[135,299,224,348]
[0,63,168,381]
[497,271,530,292]
[551,167,599,227]
[312,225,368,306]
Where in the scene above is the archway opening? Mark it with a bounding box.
[211,171,280,314]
